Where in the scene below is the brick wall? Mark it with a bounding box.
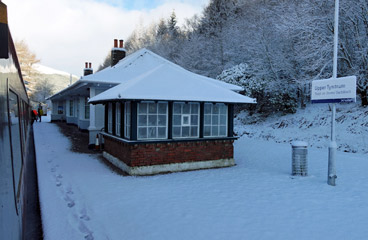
[103,135,234,167]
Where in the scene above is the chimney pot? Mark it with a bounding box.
[119,39,124,48]
[83,62,93,76]
[114,39,118,48]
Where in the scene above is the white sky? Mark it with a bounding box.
[5,0,209,76]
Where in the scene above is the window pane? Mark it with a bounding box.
[204,103,211,114]
[182,115,190,125]
[190,127,198,137]
[173,127,181,137]
[158,127,166,138]
[204,115,211,125]
[220,115,227,125]
[191,115,198,126]
[173,115,181,126]
[182,127,189,137]
[158,115,166,126]
[204,126,211,136]
[220,104,227,114]
[191,103,199,114]
[213,104,219,114]
[220,126,227,136]
[139,103,147,114]
[183,104,190,114]
[173,103,181,114]
[138,115,147,126]
[212,115,219,125]
[148,115,157,126]
[212,126,218,136]
[148,127,157,138]
[138,127,147,139]
[158,103,167,114]
[148,103,157,114]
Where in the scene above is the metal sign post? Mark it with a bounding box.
[311,0,356,186]
[328,0,340,186]
[328,103,337,186]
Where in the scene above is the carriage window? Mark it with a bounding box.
[8,90,23,206]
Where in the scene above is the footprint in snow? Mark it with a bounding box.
[56,181,62,187]
[78,222,94,240]
[64,195,75,208]
[80,209,90,221]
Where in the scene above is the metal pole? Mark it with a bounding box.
[328,0,339,186]
[332,0,339,79]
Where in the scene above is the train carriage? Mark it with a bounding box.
[0,1,42,239]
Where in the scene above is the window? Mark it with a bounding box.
[115,103,121,136]
[137,101,168,140]
[57,102,63,114]
[107,103,113,134]
[84,97,90,119]
[204,103,228,137]
[124,101,131,139]
[69,100,74,117]
[172,102,199,138]
[8,91,23,206]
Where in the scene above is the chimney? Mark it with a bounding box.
[111,39,126,67]
[83,62,93,76]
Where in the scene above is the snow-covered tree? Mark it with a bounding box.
[217,63,297,114]
[32,78,55,104]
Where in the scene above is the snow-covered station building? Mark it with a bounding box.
[88,50,256,175]
[48,39,128,145]
[49,40,256,175]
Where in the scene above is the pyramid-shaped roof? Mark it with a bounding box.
[89,50,256,104]
[83,48,243,92]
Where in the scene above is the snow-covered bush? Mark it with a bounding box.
[217,63,297,114]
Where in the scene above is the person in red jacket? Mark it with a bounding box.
[31,109,38,124]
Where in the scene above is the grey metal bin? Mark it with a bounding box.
[291,141,308,176]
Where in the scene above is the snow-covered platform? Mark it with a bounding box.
[34,117,368,240]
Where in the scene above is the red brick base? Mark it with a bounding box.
[103,135,234,167]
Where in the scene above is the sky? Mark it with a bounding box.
[5,0,209,76]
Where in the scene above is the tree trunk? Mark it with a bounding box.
[361,88,368,106]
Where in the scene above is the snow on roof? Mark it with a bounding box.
[89,62,256,104]
[50,48,247,101]
[82,48,243,92]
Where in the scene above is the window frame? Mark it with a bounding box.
[124,101,131,139]
[137,101,168,140]
[107,102,113,134]
[84,97,90,119]
[203,103,228,138]
[172,102,200,139]
[115,102,121,136]
[69,99,74,117]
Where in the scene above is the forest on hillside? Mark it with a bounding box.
[100,0,368,114]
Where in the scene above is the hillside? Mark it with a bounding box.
[33,64,79,93]
[235,102,368,154]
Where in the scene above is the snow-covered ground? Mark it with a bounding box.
[34,106,368,240]
[235,103,368,154]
